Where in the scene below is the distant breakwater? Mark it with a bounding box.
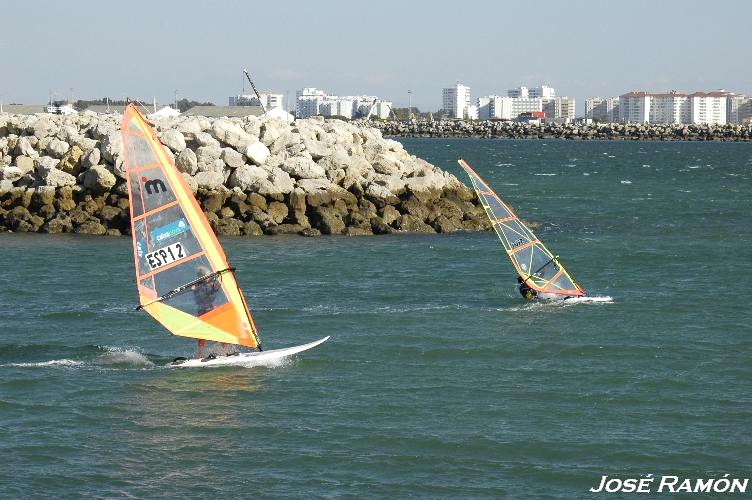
[371,119,752,141]
[0,112,488,236]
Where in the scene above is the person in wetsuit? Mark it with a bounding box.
[517,276,537,300]
[192,266,221,357]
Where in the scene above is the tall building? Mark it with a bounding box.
[585,97,620,122]
[544,96,575,122]
[689,92,727,125]
[229,92,284,110]
[477,85,571,122]
[619,90,731,124]
[295,88,391,119]
[508,85,556,99]
[443,83,471,119]
[619,92,652,123]
[529,86,556,99]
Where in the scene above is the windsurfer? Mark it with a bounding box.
[517,276,537,300]
[192,266,221,357]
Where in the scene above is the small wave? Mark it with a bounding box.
[3,359,84,368]
[500,295,613,311]
[169,355,294,369]
[534,173,557,176]
[95,346,155,367]
[564,296,614,304]
[621,180,632,185]
[495,163,514,166]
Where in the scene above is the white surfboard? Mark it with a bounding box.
[170,336,330,368]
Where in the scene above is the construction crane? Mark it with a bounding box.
[242,69,267,113]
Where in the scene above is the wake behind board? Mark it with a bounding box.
[171,336,330,367]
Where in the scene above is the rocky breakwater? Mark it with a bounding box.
[0,112,487,236]
[372,119,752,141]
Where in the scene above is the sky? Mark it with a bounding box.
[2,0,751,115]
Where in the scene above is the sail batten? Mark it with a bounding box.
[458,159,584,297]
[122,103,260,347]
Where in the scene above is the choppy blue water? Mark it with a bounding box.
[1,139,750,498]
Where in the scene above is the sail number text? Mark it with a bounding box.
[145,242,185,270]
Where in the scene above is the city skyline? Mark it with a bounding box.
[2,0,751,114]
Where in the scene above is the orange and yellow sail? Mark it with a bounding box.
[121,103,260,347]
[458,159,584,297]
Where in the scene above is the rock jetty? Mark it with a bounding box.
[0,112,488,236]
[372,119,752,141]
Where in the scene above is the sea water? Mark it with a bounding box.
[0,139,749,498]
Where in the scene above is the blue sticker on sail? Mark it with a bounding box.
[151,218,189,243]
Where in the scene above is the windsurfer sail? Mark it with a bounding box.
[121,103,261,352]
[457,159,584,300]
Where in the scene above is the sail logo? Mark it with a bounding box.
[142,177,168,195]
[151,218,189,243]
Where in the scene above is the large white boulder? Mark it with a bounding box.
[175,148,198,175]
[279,156,326,179]
[100,130,122,163]
[221,147,245,169]
[159,129,186,153]
[83,165,117,192]
[228,165,268,191]
[245,141,270,166]
[46,138,70,159]
[210,120,256,150]
[193,171,225,190]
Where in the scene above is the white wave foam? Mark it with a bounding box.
[3,359,84,368]
[564,296,614,304]
[499,295,613,311]
[96,346,154,367]
[621,180,632,184]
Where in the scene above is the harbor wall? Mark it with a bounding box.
[371,119,752,141]
[0,112,488,236]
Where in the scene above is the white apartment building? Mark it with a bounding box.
[690,92,727,125]
[229,92,284,109]
[544,96,576,123]
[442,83,471,119]
[585,97,620,122]
[477,84,572,122]
[477,96,531,120]
[296,88,391,119]
[529,85,556,99]
[507,85,556,99]
[619,92,652,123]
[619,91,730,124]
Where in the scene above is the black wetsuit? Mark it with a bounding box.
[517,277,537,300]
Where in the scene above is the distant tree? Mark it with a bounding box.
[177,98,215,112]
[75,98,145,110]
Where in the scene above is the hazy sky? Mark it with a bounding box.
[3,0,751,114]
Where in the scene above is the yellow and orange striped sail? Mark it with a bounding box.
[121,103,260,347]
[458,159,584,297]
